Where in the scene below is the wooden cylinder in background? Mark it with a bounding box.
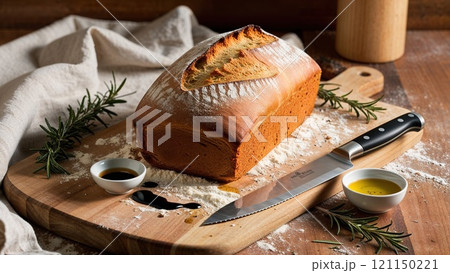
[336,0,409,63]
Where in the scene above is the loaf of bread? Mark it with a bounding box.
[136,25,321,182]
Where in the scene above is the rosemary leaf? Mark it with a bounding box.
[33,72,131,178]
[316,204,411,254]
[317,83,386,123]
[312,240,343,245]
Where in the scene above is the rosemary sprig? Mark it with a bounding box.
[318,83,386,123]
[317,204,411,254]
[312,240,342,245]
[33,73,129,178]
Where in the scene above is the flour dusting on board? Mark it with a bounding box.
[256,241,277,252]
[248,137,449,255]
[383,141,448,187]
[273,224,290,235]
[61,132,240,215]
[95,134,122,146]
[49,105,447,254]
[60,107,367,215]
[247,107,365,188]
[246,191,358,255]
[142,166,240,213]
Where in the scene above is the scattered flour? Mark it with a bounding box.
[62,132,239,219]
[253,140,448,255]
[56,109,448,254]
[254,176,268,184]
[256,241,277,252]
[72,151,93,165]
[61,108,369,215]
[58,107,378,235]
[383,141,448,186]
[384,163,448,186]
[95,134,122,146]
[96,215,128,230]
[333,247,351,255]
[42,106,449,255]
[120,199,135,206]
[60,161,90,183]
[99,143,134,160]
[273,224,290,235]
[134,205,161,213]
[402,142,446,168]
[108,134,122,145]
[95,138,106,145]
[248,107,363,176]
[143,165,240,213]
[60,134,134,183]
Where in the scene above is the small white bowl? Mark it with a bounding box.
[90,158,146,194]
[342,168,408,214]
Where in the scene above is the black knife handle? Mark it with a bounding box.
[354,112,424,153]
[335,112,425,159]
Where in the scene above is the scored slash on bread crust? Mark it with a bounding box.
[137,25,322,182]
[181,25,279,91]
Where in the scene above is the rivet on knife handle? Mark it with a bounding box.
[335,112,425,159]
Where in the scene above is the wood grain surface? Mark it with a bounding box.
[4,66,423,254]
[0,4,448,253]
[242,30,450,255]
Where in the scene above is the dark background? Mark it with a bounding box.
[0,0,448,39]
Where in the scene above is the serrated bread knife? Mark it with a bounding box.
[202,112,425,225]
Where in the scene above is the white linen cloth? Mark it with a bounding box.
[0,6,303,254]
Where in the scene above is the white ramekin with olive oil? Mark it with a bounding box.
[342,168,407,213]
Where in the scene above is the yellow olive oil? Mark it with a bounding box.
[348,179,401,195]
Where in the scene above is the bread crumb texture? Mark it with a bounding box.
[181,25,278,90]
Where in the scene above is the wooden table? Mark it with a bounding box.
[1,30,448,255]
[239,30,450,255]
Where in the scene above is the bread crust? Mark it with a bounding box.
[181,25,278,90]
[137,25,321,182]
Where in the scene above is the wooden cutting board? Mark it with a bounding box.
[4,66,423,254]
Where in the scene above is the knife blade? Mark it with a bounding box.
[202,112,425,225]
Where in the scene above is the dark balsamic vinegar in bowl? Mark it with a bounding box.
[100,168,138,180]
[90,158,147,194]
